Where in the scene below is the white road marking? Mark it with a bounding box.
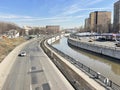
[29,69,31,73]
[48,81,52,88]
[30,84,32,90]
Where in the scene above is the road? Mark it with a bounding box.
[1,39,74,90]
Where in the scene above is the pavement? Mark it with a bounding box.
[46,41,106,90]
[70,37,120,49]
[1,39,74,90]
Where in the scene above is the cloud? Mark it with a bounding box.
[0,0,111,28]
[10,15,85,22]
[0,14,32,19]
[12,15,85,27]
[0,12,86,27]
[59,0,107,16]
[61,7,111,16]
[86,0,104,6]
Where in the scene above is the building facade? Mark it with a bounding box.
[23,26,32,35]
[113,0,120,33]
[5,29,19,38]
[84,18,90,32]
[89,11,111,33]
[89,12,95,32]
[46,25,60,34]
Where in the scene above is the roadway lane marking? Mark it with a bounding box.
[30,84,32,90]
[48,81,52,89]
[29,68,31,73]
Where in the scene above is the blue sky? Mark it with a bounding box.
[0,0,117,28]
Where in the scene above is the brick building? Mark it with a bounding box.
[113,0,120,33]
[86,11,111,33]
[46,25,60,34]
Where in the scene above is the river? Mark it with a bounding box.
[52,37,120,85]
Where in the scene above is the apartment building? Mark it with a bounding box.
[113,0,120,33]
[88,11,111,33]
[84,18,90,32]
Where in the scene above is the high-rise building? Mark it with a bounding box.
[89,11,111,33]
[84,18,90,32]
[89,12,95,31]
[113,0,120,33]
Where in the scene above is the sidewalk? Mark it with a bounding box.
[38,41,75,90]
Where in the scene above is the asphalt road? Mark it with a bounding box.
[1,40,74,90]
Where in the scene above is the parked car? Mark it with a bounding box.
[88,39,93,42]
[18,51,26,56]
[115,42,120,47]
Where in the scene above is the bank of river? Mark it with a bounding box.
[52,37,120,85]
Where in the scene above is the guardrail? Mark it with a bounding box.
[41,38,120,90]
[41,40,96,90]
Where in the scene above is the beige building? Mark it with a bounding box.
[84,18,90,32]
[46,25,60,34]
[89,12,96,31]
[113,0,120,33]
[89,11,111,33]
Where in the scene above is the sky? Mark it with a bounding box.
[0,0,117,28]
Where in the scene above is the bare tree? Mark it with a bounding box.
[0,21,22,34]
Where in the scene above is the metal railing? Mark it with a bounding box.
[44,41,120,90]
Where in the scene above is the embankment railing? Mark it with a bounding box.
[41,39,120,90]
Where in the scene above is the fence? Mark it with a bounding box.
[45,40,120,90]
[41,38,120,90]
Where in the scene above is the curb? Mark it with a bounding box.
[0,39,35,90]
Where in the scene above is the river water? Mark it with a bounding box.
[52,37,120,85]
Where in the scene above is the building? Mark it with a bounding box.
[84,18,90,32]
[39,27,47,34]
[89,12,96,32]
[89,11,111,33]
[46,25,60,34]
[6,29,19,38]
[113,0,120,33]
[23,26,32,35]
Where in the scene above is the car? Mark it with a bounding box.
[88,39,93,42]
[115,42,120,47]
[18,51,26,56]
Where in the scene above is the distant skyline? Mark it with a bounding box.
[0,0,117,28]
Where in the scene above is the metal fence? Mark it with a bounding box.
[45,41,120,90]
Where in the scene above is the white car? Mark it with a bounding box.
[19,51,26,56]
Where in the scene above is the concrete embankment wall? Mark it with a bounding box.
[48,35,61,44]
[41,38,106,90]
[0,39,35,89]
[68,38,120,60]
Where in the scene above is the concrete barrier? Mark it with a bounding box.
[68,38,120,60]
[41,39,106,90]
[48,36,61,44]
[47,33,70,44]
[0,39,35,89]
